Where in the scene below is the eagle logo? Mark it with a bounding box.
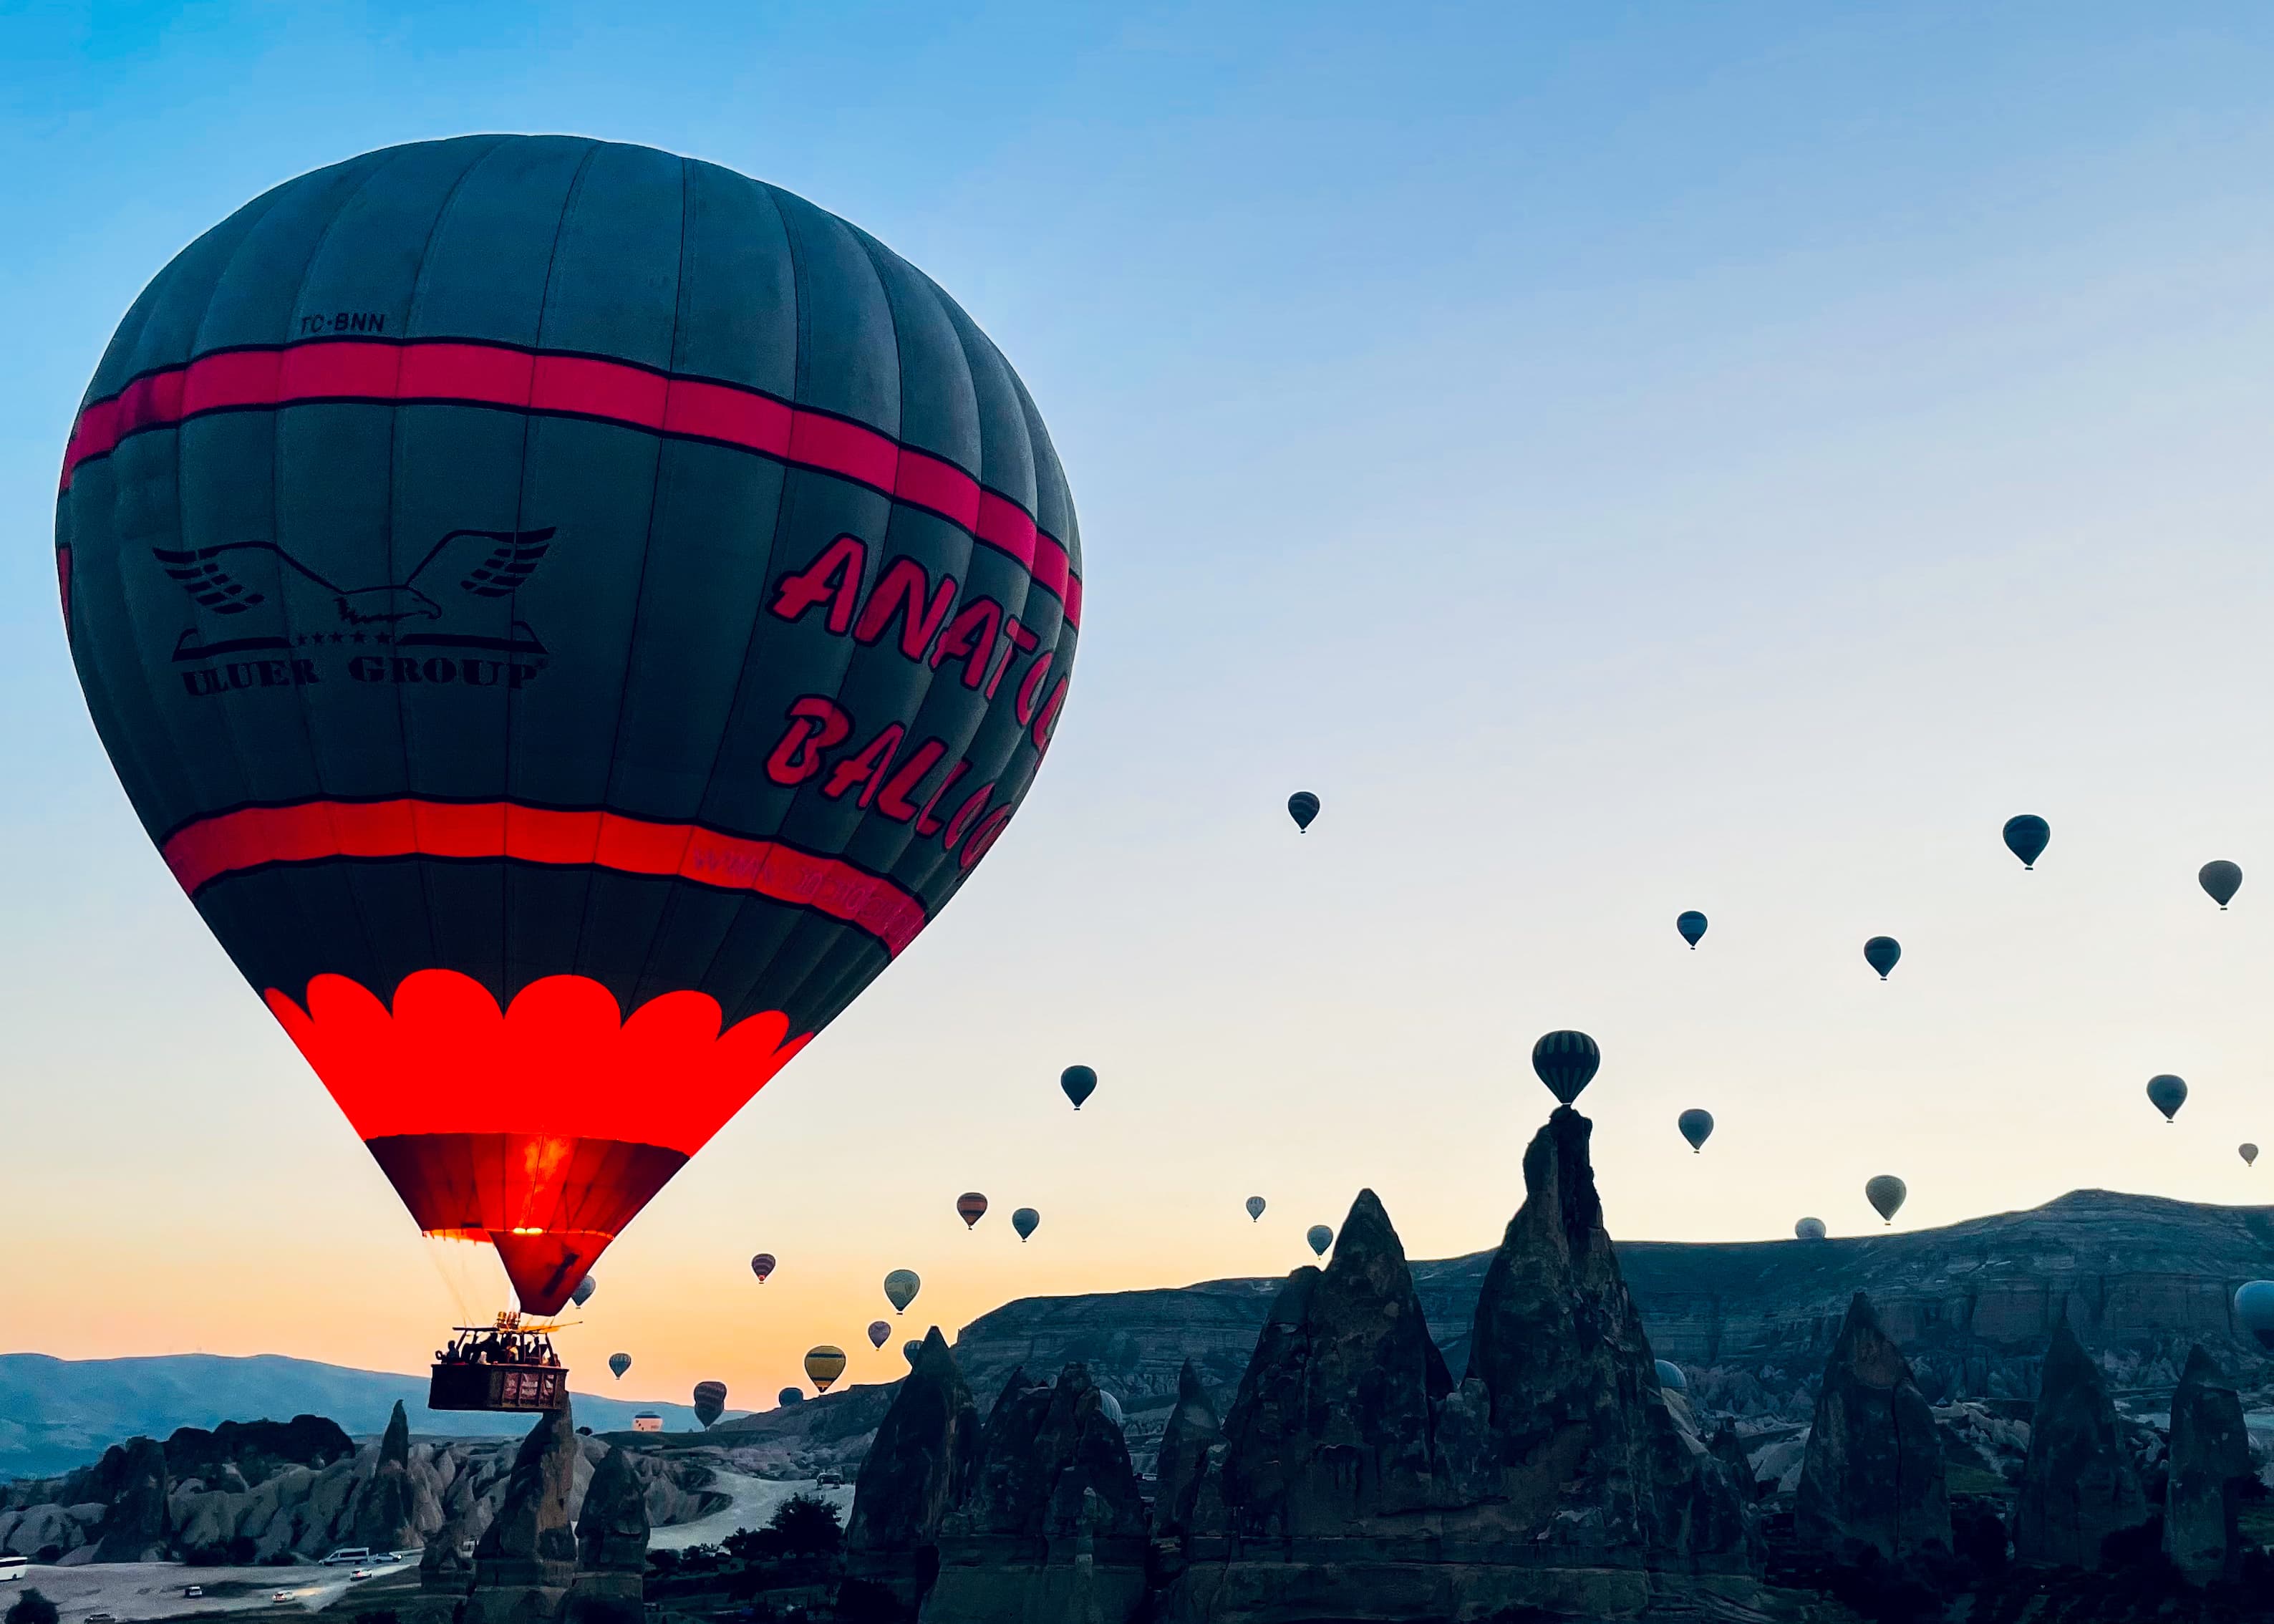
[155,528,555,626]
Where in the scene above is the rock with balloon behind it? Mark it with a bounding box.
[2012,1316,2146,1570]
[1794,1293,1950,1567]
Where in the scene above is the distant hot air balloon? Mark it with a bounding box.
[1061,1065,1098,1110]
[867,1320,891,1350]
[2202,861,2243,909]
[805,1346,848,1393]
[609,1352,632,1380]
[904,1340,923,1365]
[751,1254,777,1285]
[2243,1144,2260,1168]
[1012,1207,1040,1242]
[2003,816,2050,871]
[1864,937,1901,980]
[1096,1391,1124,1427]
[1532,1030,1600,1106]
[1653,1359,1688,1392]
[884,1269,921,1313]
[1287,792,1320,833]
[1306,1224,1332,1257]
[777,1387,805,1408]
[956,1192,989,1229]
[1794,1217,1827,1242]
[1676,911,1708,949]
[2147,1074,2187,1123]
[57,137,1083,1324]
[1677,1109,1714,1153]
[1864,1175,1907,1226]
[692,1381,727,1429]
[2236,1282,2274,1351]
[571,1275,598,1308]
[1245,1196,1267,1222]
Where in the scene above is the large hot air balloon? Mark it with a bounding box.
[2202,861,2243,909]
[692,1381,727,1429]
[571,1275,597,1308]
[1244,1196,1266,1222]
[1653,1359,1688,1392]
[750,1254,777,1285]
[867,1320,891,1350]
[1794,1217,1827,1241]
[1287,791,1320,833]
[1306,1224,1332,1257]
[1012,1207,1040,1242]
[56,137,1082,1328]
[1864,1175,1907,1226]
[1532,1031,1600,1106]
[1060,1065,1098,1109]
[2147,1074,2187,1123]
[956,1192,988,1229]
[1864,937,1902,980]
[884,1269,921,1313]
[2243,1144,2260,1168]
[2236,1282,2274,1350]
[777,1387,804,1407]
[1677,1109,1714,1153]
[2003,816,2050,870]
[805,1345,848,1393]
[1676,911,1707,949]
[608,1352,632,1379]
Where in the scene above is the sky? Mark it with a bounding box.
[6,1,2274,1415]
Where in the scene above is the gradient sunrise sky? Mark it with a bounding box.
[6,2,2274,1413]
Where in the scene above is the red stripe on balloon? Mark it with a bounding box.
[161,798,929,954]
[61,339,1080,627]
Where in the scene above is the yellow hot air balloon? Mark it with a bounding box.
[805,1345,848,1393]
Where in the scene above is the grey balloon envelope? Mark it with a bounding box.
[867,1320,891,1349]
[1653,1358,1688,1392]
[2235,1281,2274,1350]
[1531,1030,1600,1105]
[1287,791,1320,831]
[2202,860,2243,909]
[1677,1109,1714,1152]
[1864,1174,1907,1224]
[1244,1196,1266,1222]
[1864,937,1901,979]
[2242,1144,2259,1167]
[571,1275,597,1307]
[1012,1207,1040,1241]
[1676,910,1707,948]
[884,1268,921,1313]
[2002,815,2050,869]
[1060,1065,1098,1109]
[609,1352,632,1379]
[2147,1074,2187,1122]
[1306,1224,1332,1257]
[1794,1217,1827,1241]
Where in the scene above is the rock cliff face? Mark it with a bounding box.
[1151,1360,1225,1540]
[349,1401,417,1552]
[1794,1293,1950,1565]
[465,1404,579,1624]
[563,1440,648,1624]
[2164,1344,2248,1587]
[2013,1317,2147,1568]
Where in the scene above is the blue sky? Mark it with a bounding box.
[6,3,2274,1401]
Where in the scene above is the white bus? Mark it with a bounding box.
[0,1556,29,1580]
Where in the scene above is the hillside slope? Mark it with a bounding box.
[0,1353,700,1479]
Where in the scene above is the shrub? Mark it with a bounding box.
[768,1494,842,1559]
[5,1588,59,1624]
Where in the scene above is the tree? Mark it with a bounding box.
[766,1494,842,1559]
[6,1588,59,1624]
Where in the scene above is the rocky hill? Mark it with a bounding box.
[0,1353,700,1480]
[707,1187,2274,1479]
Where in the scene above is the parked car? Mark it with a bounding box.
[87,1613,117,1623]
[183,1584,205,1597]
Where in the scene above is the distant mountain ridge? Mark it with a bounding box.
[0,1352,701,1480]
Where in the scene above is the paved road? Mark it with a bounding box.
[646,1471,856,1551]
[5,1555,415,1621]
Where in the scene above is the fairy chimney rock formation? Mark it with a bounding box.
[465,1402,579,1624]
[844,1325,979,1605]
[563,1439,647,1624]
[2013,1317,2147,1568]
[1794,1292,1952,1565]
[2164,1343,2249,1586]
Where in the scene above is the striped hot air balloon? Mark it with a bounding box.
[805,1345,848,1393]
[956,1192,988,1229]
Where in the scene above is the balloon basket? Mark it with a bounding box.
[430,1360,568,1413]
